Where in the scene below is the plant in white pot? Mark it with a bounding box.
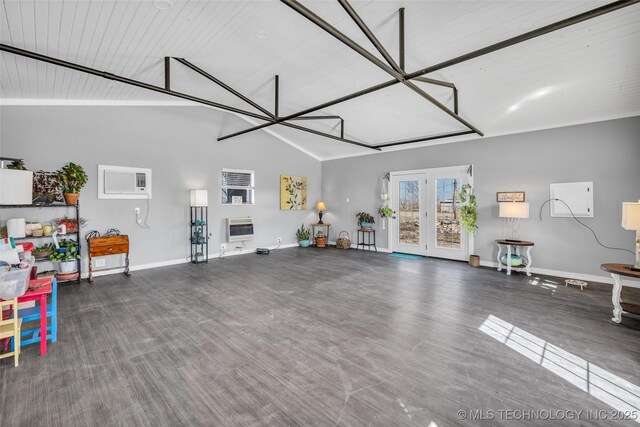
[49,246,81,273]
[457,183,480,267]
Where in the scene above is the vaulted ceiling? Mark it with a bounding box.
[1,0,639,160]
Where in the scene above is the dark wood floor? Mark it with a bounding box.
[1,247,639,426]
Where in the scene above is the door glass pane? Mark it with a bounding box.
[436,178,461,249]
[399,180,420,245]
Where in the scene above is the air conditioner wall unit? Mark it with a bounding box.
[227,217,254,242]
[98,165,152,199]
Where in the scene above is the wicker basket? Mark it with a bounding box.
[336,231,351,250]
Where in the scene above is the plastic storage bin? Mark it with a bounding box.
[0,259,33,299]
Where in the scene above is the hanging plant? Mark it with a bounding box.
[378,206,393,218]
[456,183,478,234]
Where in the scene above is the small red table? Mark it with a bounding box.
[18,278,52,355]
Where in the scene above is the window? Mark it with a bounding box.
[221,169,254,204]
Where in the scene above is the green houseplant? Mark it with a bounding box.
[356,212,375,229]
[296,224,311,248]
[456,183,479,266]
[49,245,81,273]
[377,206,393,218]
[57,162,88,205]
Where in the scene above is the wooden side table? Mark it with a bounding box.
[87,235,131,282]
[357,229,377,252]
[496,240,534,276]
[311,223,330,247]
[600,263,640,323]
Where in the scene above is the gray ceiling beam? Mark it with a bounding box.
[0,43,379,151]
[337,0,403,74]
[174,57,275,119]
[0,43,271,121]
[281,0,482,136]
[399,8,405,72]
[219,0,638,142]
[404,0,640,82]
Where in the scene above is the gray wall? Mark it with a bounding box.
[0,105,321,270]
[322,116,640,278]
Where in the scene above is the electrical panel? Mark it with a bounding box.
[549,182,593,218]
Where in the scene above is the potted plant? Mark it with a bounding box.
[56,162,88,205]
[315,230,327,248]
[33,243,56,260]
[49,245,81,273]
[296,224,311,248]
[457,183,480,267]
[356,212,375,229]
[196,252,206,262]
[54,216,87,233]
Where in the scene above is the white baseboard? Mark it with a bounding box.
[81,243,299,279]
[479,260,612,285]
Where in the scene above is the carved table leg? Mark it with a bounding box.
[525,246,532,276]
[497,244,502,272]
[611,273,623,323]
[506,245,512,276]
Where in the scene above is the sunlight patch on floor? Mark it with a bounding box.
[528,277,558,290]
[479,315,640,423]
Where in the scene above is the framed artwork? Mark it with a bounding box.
[496,191,525,202]
[33,171,64,204]
[280,175,307,210]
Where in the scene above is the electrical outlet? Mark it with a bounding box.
[134,207,140,214]
[277,237,282,244]
[220,243,226,251]
[95,259,106,267]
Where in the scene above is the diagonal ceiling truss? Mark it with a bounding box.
[1,0,638,152]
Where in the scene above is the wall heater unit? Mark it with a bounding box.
[227,217,254,242]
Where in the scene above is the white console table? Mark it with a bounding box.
[496,240,534,276]
[601,263,640,323]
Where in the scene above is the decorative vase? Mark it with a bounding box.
[299,239,310,248]
[63,192,80,205]
[315,237,327,248]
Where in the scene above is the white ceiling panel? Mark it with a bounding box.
[1,0,639,160]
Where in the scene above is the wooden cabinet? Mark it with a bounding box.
[87,235,130,282]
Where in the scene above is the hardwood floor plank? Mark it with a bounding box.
[1,247,638,426]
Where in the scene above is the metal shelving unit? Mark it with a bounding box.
[1,203,82,284]
[190,206,208,264]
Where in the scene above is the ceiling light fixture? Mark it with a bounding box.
[153,0,173,11]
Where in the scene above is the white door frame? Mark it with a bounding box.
[388,165,474,258]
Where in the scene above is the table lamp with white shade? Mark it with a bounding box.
[316,201,326,224]
[622,200,640,270]
[499,202,530,242]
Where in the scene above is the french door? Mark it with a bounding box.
[391,173,427,256]
[391,166,471,260]
[425,166,469,261]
